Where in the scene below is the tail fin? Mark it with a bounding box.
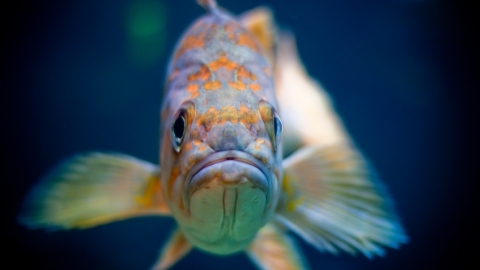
[19,152,170,230]
[276,144,408,258]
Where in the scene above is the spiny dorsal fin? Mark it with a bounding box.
[197,0,219,14]
[239,7,276,66]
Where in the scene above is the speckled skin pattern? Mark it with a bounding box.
[158,9,283,254]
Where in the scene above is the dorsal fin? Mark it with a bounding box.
[239,7,276,67]
[196,0,219,14]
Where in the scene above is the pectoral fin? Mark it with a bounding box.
[20,152,170,230]
[276,145,408,258]
[246,225,308,270]
[151,228,192,270]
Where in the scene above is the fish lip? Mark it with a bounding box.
[184,150,271,209]
[187,150,270,183]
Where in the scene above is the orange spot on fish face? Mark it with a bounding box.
[263,67,270,76]
[167,166,181,199]
[224,24,237,40]
[240,104,249,113]
[190,130,199,139]
[237,32,259,52]
[229,116,239,124]
[209,54,239,71]
[237,66,250,79]
[238,109,259,127]
[248,84,261,91]
[203,80,222,90]
[207,107,217,113]
[237,66,257,81]
[198,66,211,80]
[253,138,265,151]
[187,84,199,92]
[196,108,217,130]
[190,92,200,99]
[205,24,218,40]
[174,32,205,61]
[196,106,258,131]
[228,80,246,91]
[183,141,193,151]
[222,105,236,113]
[218,106,238,125]
[262,139,272,149]
[193,139,202,146]
[188,65,211,82]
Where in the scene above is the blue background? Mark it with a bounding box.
[3,0,477,269]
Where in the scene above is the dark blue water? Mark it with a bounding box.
[4,0,477,269]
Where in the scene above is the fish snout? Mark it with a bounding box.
[189,160,268,192]
[205,123,251,151]
[182,151,273,254]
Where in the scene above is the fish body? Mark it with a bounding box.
[159,5,281,254]
[20,1,407,269]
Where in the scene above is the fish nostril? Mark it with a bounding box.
[222,126,236,138]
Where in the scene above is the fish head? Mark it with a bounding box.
[160,91,283,254]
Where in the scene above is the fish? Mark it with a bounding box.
[19,0,408,269]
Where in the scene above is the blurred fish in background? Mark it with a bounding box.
[3,0,477,270]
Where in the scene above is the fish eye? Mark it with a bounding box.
[273,114,283,138]
[172,112,186,152]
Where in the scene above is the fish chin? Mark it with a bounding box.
[182,151,272,254]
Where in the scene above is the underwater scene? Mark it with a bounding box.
[4,0,476,269]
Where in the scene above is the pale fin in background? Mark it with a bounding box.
[239,6,276,66]
[151,228,192,270]
[274,32,350,155]
[19,152,169,230]
[277,145,408,258]
[246,224,309,270]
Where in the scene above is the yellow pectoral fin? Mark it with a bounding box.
[246,224,309,270]
[276,144,408,258]
[19,152,170,230]
[151,228,192,270]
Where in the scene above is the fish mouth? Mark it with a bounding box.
[184,150,271,210]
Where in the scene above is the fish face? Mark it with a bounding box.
[184,151,272,254]
[161,96,283,254]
